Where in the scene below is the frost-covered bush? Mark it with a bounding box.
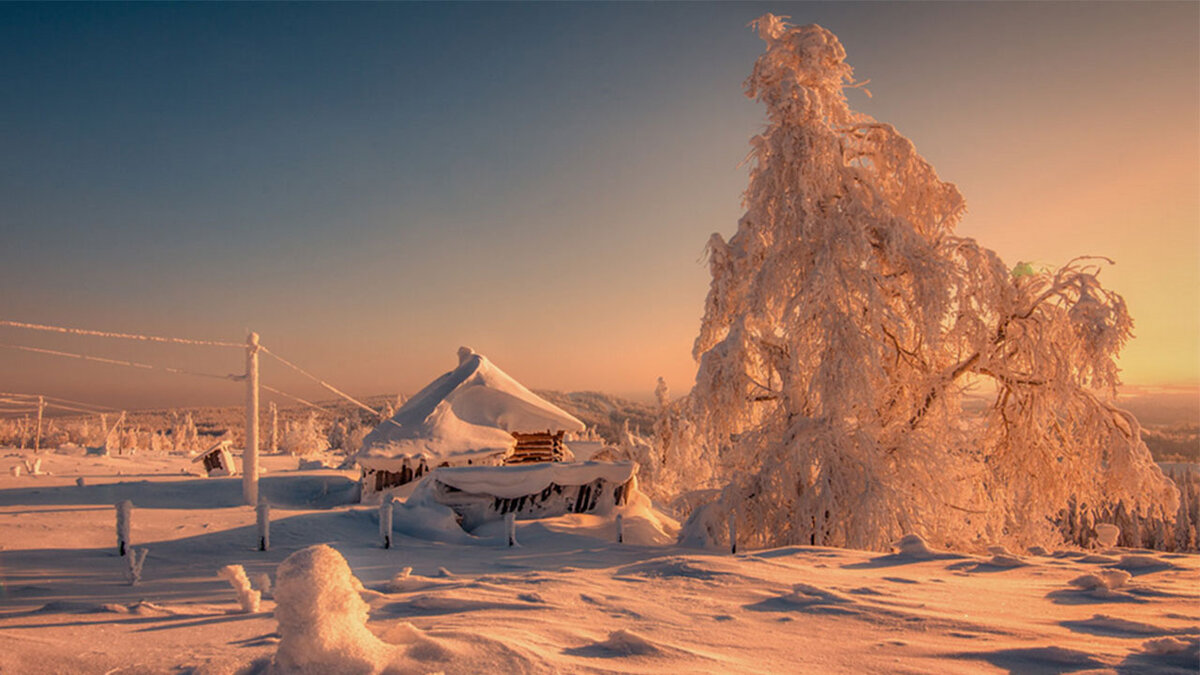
[169,411,200,454]
[272,545,391,674]
[280,413,329,457]
[667,15,1177,552]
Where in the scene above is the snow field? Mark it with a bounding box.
[0,448,1197,674]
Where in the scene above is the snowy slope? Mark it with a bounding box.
[0,447,1197,674]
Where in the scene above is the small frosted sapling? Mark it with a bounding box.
[219,564,262,613]
[125,548,148,585]
[616,513,624,544]
[506,513,518,547]
[116,500,132,556]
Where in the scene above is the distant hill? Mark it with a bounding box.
[533,390,659,443]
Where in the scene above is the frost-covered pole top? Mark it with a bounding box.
[745,15,857,127]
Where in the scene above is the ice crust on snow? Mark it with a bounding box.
[357,347,586,469]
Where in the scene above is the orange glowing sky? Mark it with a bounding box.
[0,3,1196,410]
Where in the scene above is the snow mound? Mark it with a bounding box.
[1069,569,1133,597]
[584,629,663,656]
[616,557,734,581]
[782,583,855,607]
[271,545,392,674]
[1111,554,1178,573]
[892,533,937,559]
[984,546,1026,568]
[1125,636,1200,671]
[1139,635,1200,658]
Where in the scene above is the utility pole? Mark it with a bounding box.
[244,332,260,505]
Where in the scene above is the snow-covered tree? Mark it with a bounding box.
[668,16,1177,552]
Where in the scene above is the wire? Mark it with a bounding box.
[0,319,243,348]
[43,401,117,415]
[0,341,243,382]
[0,391,120,412]
[261,384,333,413]
[260,346,384,420]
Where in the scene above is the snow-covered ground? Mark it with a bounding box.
[1,447,1197,674]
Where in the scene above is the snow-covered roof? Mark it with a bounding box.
[357,347,586,466]
[430,461,636,499]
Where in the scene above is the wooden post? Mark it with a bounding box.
[256,496,270,551]
[34,395,44,453]
[116,500,132,556]
[243,332,260,506]
[616,513,624,544]
[380,494,395,549]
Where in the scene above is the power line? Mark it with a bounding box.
[261,383,333,413]
[0,319,242,348]
[0,391,120,412]
[260,346,384,420]
[0,341,242,382]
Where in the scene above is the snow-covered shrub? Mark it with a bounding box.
[280,413,329,456]
[169,411,200,454]
[327,415,370,456]
[272,545,392,673]
[220,564,261,613]
[662,15,1177,552]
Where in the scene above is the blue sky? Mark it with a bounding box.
[1,2,1196,409]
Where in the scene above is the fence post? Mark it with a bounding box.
[506,513,518,547]
[616,513,624,544]
[243,332,260,506]
[257,496,270,551]
[380,495,394,549]
[116,500,132,556]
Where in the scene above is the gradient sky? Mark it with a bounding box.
[1,2,1197,410]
